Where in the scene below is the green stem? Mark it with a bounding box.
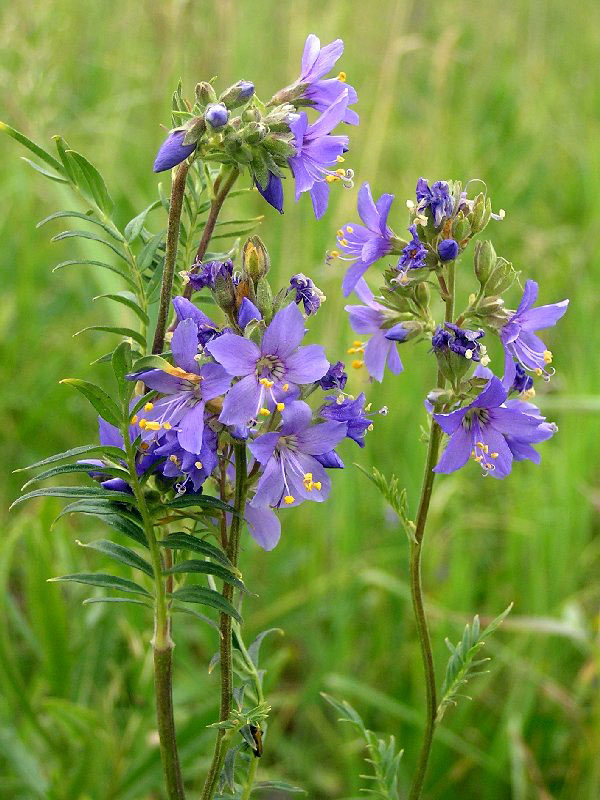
[241,757,259,800]
[152,160,190,355]
[183,167,240,300]
[123,430,185,799]
[408,263,455,800]
[201,443,248,800]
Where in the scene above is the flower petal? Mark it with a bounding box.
[248,432,281,464]
[199,362,231,401]
[172,318,200,374]
[519,299,569,331]
[261,302,306,358]
[433,425,472,473]
[219,374,262,426]
[245,504,281,551]
[205,333,259,376]
[177,401,205,455]
[296,421,347,454]
[284,344,329,383]
[280,400,312,435]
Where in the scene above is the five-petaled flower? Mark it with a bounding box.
[397,224,428,272]
[205,302,329,426]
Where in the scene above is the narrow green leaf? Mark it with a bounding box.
[112,341,134,403]
[60,378,122,427]
[54,501,147,547]
[167,494,236,514]
[37,210,124,241]
[76,539,153,577]
[82,597,152,608]
[66,149,114,214]
[0,121,64,172]
[247,628,284,668]
[130,390,158,417]
[21,157,68,183]
[52,258,138,289]
[20,462,129,491]
[170,602,220,631]
[74,326,147,349]
[51,229,127,261]
[93,292,149,324]
[10,486,135,511]
[131,354,172,373]
[124,200,161,242]
[48,572,151,596]
[14,444,126,472]
[170,586,242,622]
[253,782,306,794]
[52,135,78,182]
[163,560,246,591]
[138,231,165,270]
[158,532,232,566]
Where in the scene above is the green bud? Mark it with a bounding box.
[414,281,430,309]
[182,116,206,146]
[473,240,496,286]
[426,388,454,409]
[263,134,296,159]
[255,277,274,323]
[195,81,217,106]
[474,296,511,329]
[242,236,270,283]
[219,80,255,110]
[241,108,261,123]
[469,193,486,232]
[435,348,472,384]
[213,274,236,315]
[452,215,471,242]
[485,257,516,295]
[243,122,268,145]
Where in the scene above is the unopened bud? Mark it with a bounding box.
[195,81,217,105]
[205,103,229,129]
[414,281,430,308]
[182,116,206,146]
[243,121,268,144]
[219,79,255,109]
[242,236,270,283]
[485,257,516,295]
[473,240,496,285]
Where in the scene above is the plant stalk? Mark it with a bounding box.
[408,263,455,800]
[200,443,248,800]
[152,160,190,355]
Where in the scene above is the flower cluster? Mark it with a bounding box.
[153,34,357,220]
[335,177,568,478]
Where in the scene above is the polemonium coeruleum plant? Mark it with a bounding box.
[326,177,568,798]
[4,33,364,800]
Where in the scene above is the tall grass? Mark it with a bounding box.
[1,1,598,797]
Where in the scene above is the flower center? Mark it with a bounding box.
[256,355,285,381]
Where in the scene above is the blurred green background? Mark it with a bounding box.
[1,0,599,798]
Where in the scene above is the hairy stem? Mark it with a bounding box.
[183,167,240,300]
[408,264,455,800]
[152,160,190,355]
[123,431,185,799]
[201,443,248,800]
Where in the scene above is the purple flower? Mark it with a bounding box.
[319,392,372,447]
[319,360,347,391]
[155,426,218,493]
[345,281,405,382]
[438,238,459,262]
[130,319,231,454]
[245,503,281,551]
[337,183,396,296]
[397,224,427,271]
[248,400,347,508]
[153,129,197,173]
[288,91,350,220]
[289,273,324,315]
[205,103,229,128]
[185,259,234,291]
[500,280,568,384]
[510,363,534,394]
[256,171,284,214]
[84,416,158,493]
[172,296,221,348]
[237,297,262,329]
[433,376,557,478]
[432,322,486,362]
[416,178,453,227]
[205,302,329,427]
[294,34,359,125]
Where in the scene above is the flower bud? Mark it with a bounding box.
[437,238,459,262]
[213,273,237,315]
[153,129,196,173]
[485,257,516,295]
[243,121,268,144]
[452,215,471,241]
[182,116,206,146]
[473,240,496,285]
[255,276,274,322]
[242,107,261,123]
[205,103,229,129]
[414,281,430,309]
[242,236,270,283]
[195,81,217,105]
[219,80,255,109]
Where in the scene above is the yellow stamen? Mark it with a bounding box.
[276,402,285,412]
[144,402,154,412]
[347,347,357,354]
[465,349,473,360]
[337,71,347,82]
[163,421,172,430]
[535,367,543,376]
[476,441,485,450]
[326,174,339,183]
[259,408,270,416]
[337,229,344,237]
[346,225,354,233]
[130,415,138,425]
[353,340,363,347]
[367,423,374,432]
[543,350,553,364]
[284,495,295,505]
[145,421,161,431]
[260,378,274,388]
[523,388,536,400]
[194,461,203,469]
[140,442,149,451]
[138,418,147,429]
[352,359,364,369]
[491,452,499,459]
[282,383,289,391]
[336,154,345,163]
[329,249,340,258]
[312,482,322,490]
[169,455,179,463]
[336,168,346,177]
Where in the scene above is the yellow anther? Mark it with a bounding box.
[312,482,322,490]
[476,441,485,450]
[303,472,313,483]
[352,359,364,369]
[282,383,289,392]
[543,350,553,364]
[365,402,372,411]
[259,408,270,416]
[326,174,339,183]
[163,421,172,430]
[144,402,154,412]
[276,402,285,412]
[465,349,473,360]
[130,415,138,425]
[336,154,345,163]
[139,418,147,429]
[474,454,483,463]
[471,449,476,458]
[367,423,374,432]
[483,444,489,454]
[491,452,499,459]
[481,354,491,367]
[337,229,344,237]
[260,377,274,388]
[523,388,536,400]
[329,250,340,258]
[194,461,203,469]
[535,367,543,376]
[337,71,347,82]
[347,347,357,354]
[353,340,363,347]
[145,421,161,431]
[284,495,295,505]
[140,442,150,451]
[346,225,354,233]
[169,455,179,463]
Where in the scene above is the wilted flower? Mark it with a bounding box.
[185,259,234,291]
[432,323,487,362]
[155,427,218,493]
[289,273,325,315]
[397,224,427,271]
[319,360,347,391]
[153,129,197,173]
[416,178,453,226]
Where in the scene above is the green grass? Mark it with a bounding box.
[1,0,599,797]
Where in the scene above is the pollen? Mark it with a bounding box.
[326,174,339,184]
[138,418,148,429]
[481,354,490,366]
[329,250,340,259]
[367,423,374,432]
[130,415,138,424]
[259,408,270,416]
[284,495,295,504]
[346,225,354,233]
[194,461,203,469]
[140,442,150,451]
[465,349,473,360]
[336,168,346,177]
[145,421,161,431]
[491,452,499,459]
[337,229,344,238]
[523,387,536,400]
[353,340,363,347]
[543,350,553,364]
[337,71,347,82]
[144,402,154,412]
[352,359,364,369]
[169,454,180,465]
[163,421,172,430]
[535,367,543,376]
[260,377,274,388]
[282,383,289,391]
[336,155,345,163]
[276,402,285,412]
[313,481,322,490]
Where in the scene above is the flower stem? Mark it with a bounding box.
[201,443,248,800]
[183,167,240,300]
[241,757,259,800]
[408,263,455,800]
[152,160,190,355]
